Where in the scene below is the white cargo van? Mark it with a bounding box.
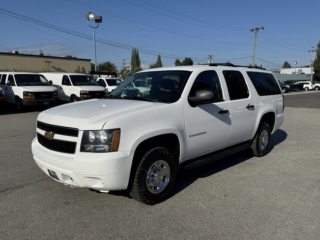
[41,73,107,102]
[0,72,59,110]
[0,87,5,112]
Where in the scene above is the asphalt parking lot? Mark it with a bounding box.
[0,91,319,239]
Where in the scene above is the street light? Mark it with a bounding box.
[294,61,297,82]
[85,12,103,72]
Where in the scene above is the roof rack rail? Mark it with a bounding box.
[199,63,266,70]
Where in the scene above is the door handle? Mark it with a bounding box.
[246,104,255,110]
[218,108,229,114]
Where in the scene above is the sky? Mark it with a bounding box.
[0,0,319,72]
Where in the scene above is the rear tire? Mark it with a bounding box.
[251,122,271,157]
[304,87,309,91]
[315,86,319,91]
[129,147,177,205]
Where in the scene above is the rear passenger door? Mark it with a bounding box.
[223,70,257,146]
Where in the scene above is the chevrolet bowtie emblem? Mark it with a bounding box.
[44,131,54,140]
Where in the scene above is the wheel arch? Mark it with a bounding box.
[259,112,275,133]
[127,133,180,190]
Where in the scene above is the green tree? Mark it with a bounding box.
[149,55,163,69]
[64,55,77,59]
[282,61,292,68]
[313,40,320,80]
[131,48,141,74]
[74,65,87,73]
[97,61,118,74]
[175,58,181,66]
[181,57,193,66]
[120,68,131,77]
[74,65,81,73]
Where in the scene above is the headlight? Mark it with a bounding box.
[23,91,35,99]
[81,129,120,152]
[80,90,90,98]
[53,91,59,98]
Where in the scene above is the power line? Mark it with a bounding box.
[124,0,249,31]
[67,0,251,46]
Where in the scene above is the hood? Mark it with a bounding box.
[18,86,57,92]
[38,99,165,130]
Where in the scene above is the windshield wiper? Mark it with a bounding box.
[126,96,158,102]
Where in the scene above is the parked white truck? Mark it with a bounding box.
[41,72,107,102]
[0,72,59,111]
[32,64,284,205]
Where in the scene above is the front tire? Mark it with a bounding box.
[315,86,319,91]
[129,147,177,205]
[71,95,78,102]
[251,122,271,157]
[16,98,24,111]
[304,87,309,91]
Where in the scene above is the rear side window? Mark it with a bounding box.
[247,72,281,96]
[223,70,249,100]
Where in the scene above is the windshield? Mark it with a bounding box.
[106,79,121,86]
[70,75,98,86]
[15,74,50,86]
[109,70,192,103]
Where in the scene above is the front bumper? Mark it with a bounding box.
[22,98,60,106]
[31,137,133,191]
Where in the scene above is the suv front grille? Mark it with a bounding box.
[37,121,79,137]
[34,92,54,99]
[37,133,77,154]
[89,91,104,98]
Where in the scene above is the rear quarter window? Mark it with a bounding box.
[247,72,281,96]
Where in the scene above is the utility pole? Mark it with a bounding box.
[208,55,213,64]
[308,46,315,83]
[250,27,264,66]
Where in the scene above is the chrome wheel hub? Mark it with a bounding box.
[146,160,170,193]
[259,130,269,150]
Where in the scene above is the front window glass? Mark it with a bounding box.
[14,74,50,86]
[106,79,120,86]
[0,74,7,85]
[69,75,98,86]
[109,71,192,103]
[189,70,224,102]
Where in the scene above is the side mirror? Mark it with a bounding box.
[7,80,14,86]
[188,90,215,107]
[49,80,53,85]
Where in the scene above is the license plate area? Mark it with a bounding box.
[43,101,49,105]
[48,169,59,181]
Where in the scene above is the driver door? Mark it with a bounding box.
[183,70,230,160]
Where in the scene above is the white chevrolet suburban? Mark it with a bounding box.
[41,72,107,102]
[32,64,284,205]
[0,72,60,110]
